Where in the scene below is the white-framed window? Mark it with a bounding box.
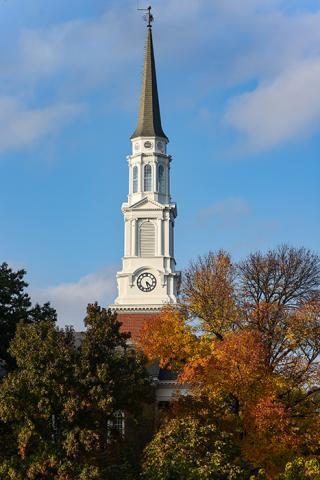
[139,221,156,257]
[133,166,138,193]
[107,411,125,441]
[144,164,152,192]
[158,164,165,194]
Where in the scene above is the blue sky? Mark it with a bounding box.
[1,0,319,329]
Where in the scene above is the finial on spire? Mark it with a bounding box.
[131,4,168,141]
[145,6,154,28]
[137,4,154,28]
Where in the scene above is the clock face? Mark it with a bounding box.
[144,141,153,149]
[137,272,157,292]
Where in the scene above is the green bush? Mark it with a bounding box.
[142,416,253,480]
[276,458,320,480]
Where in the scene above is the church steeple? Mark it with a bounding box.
[131,10,168,141]
[111,6,180,323]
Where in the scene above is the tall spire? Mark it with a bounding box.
[131,9,168,141]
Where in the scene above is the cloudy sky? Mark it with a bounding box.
[1,0,319,330]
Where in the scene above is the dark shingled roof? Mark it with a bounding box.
[158,368,178,381]
[131,26,168,141]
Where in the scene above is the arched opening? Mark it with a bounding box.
[158,165,165,194]
[133,166,138,193]
[144,164,152,192]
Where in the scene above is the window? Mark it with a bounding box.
[51,414,60,444]
[140,221,155,257]
[107,411,125,441]
[158,401,170,411]
[144,164,152,192]
[133,166,138,193]
[158,165,165,194]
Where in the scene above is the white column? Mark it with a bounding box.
[157,219,163,256]
[132,219,138,257]
[169,221,174,257]
[124,219,131,257]
[128,165,132,195]
[140,161,143,193]
[153,159,157,193]
[164,214,170,257]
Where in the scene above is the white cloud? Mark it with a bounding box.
[0,96,84,155]
[1,4,316,88]
[1,1,293,91]
[160,1,320,150]
[1,1,320,153]
[32,267,117,331]
[229,11,320,83]
[6,9,142,89]
[224,58,320,149]
[0,7,146,157]
[198,197,250,224]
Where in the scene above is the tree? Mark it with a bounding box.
[182,250,238,339]
[238,246,320,308]
[237,246,320,371]
[0,262,57,371]
[139,246,320,477]
[0,305,152,479]
[237,246,320,468]
[142,410,254,480]
[276,458,320,480]
[139,305,200,371]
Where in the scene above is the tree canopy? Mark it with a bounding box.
[276,458,320,480]
[2,248,320,479]
[140,246,320,477]
[142,415,253,480]
[0,262,57,371]
[0,305,152,479]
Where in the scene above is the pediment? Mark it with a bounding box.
[127,197,165,211]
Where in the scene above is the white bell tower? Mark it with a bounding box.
[110,13,180,326]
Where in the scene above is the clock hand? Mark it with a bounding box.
[145,281,151,288]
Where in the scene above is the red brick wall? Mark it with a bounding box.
[117,312,159,342]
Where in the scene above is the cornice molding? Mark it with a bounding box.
[122,198,177,214]
[109,304,164,313]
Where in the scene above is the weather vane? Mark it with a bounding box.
[137,3,154,28]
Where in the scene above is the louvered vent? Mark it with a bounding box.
[140,221,155,257]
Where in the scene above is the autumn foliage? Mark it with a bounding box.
[140,246,320,478]
[0,305,152,479]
